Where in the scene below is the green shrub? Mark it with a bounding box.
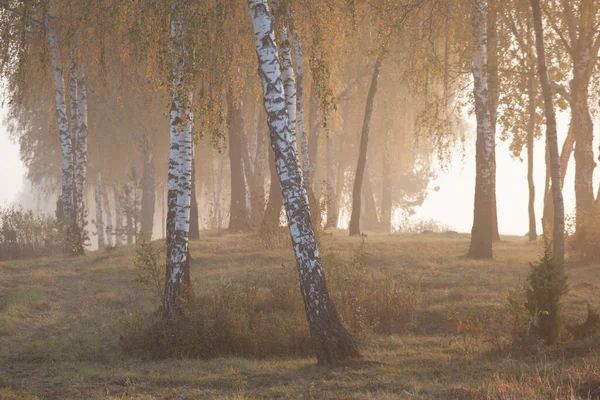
[525,248,569,345]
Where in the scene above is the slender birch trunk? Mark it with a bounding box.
[468,0,495,259]
[95,173,105,251]
[103,189,113,248]
[349,58,382,236]
[247,0,358,364]
[46,5,74,236]
[531,0,565,263]
[163,4,193,317]
[75,63,89,241]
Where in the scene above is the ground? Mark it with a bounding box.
[0,231,599,399]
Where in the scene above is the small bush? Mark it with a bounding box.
[566,211,600,261]
[133,242,165,305]
[524,248,569,345]
[571,304,600,340]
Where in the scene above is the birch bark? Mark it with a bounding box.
[75,64,89,237]
[46,5,74,230]
[247,0,358,364]
[163,3,193,317]
[468,0,495,259]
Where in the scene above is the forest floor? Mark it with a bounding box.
[0,231,599,399]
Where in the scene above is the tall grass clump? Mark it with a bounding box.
[121,239,424,360]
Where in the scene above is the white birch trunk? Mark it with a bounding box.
[46,5,74,224]
[292,31,311,189]
[247,0,358,364]
[75,64,89,233]
[95,173,105,250]
[469,0,495,259]
[163,5,193,317]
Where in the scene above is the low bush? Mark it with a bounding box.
[505,247,569,346]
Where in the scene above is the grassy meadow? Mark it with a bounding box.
[0,231,599,399]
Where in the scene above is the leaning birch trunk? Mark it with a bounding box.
[531,0,564,263]
[163,5,193,317]
[75,64,89,240]
[103,189,113,247]
[468,0,495,259]
[95,173,105,251]
[46,5,74,238]
[349,58,382,236]
[247,0,359,364]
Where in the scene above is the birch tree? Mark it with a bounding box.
[163,1,194,318]
[468,0,495,259]
[247,0,359,364]
[46,4,75,246]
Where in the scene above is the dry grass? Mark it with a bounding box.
[0,231,599,399]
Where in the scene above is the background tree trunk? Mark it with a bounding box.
[527,52,537,242]
[95,173,105,250]
[349,58,382,236]
[531,0,565,263]
[228,95,250,232]
[189,148,200,239]
[381,131,392,233]
[248,0,359,364]
[361,168,380,231]
[325,131,338,228]
[261,146,283,231]
[103,188,113,247]
[140,139,156,242]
